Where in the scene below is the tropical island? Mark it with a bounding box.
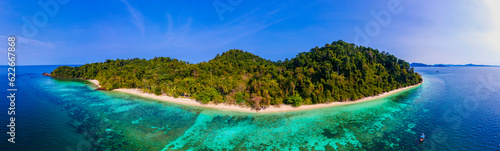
[50,40,422,112]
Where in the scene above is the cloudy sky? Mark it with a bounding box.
[1,0,499,65]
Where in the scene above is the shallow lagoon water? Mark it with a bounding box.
[1,66,499,150]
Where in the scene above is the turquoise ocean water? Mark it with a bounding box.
[0,66,499,150]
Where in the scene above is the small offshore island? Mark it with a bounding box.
[50,41,422,112]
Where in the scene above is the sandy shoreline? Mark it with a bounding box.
[88,79,422,113]
[88,79,101,87]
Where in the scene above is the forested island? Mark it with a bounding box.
[51,40,422,109]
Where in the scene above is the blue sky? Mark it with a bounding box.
[2,0,499,65]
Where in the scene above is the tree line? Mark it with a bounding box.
[52,40,422,109]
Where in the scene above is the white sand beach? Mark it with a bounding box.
[88,79,423,113]
[88,79,101,87]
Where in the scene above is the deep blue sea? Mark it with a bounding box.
[0,65,499,150]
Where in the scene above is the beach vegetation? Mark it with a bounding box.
[51,40,422,109]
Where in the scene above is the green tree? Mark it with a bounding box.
[287,94,304,107]
[50,41,422,109]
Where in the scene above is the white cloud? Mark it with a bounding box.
[121,0,145,35]
[151,6,288,54]
[0,35,55,50]
[377,0,500,65]
[482,0,500,54]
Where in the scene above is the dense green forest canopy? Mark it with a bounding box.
[52,40,422,109]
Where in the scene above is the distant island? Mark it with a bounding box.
[410,62,500,67]
[50,40,422,110]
